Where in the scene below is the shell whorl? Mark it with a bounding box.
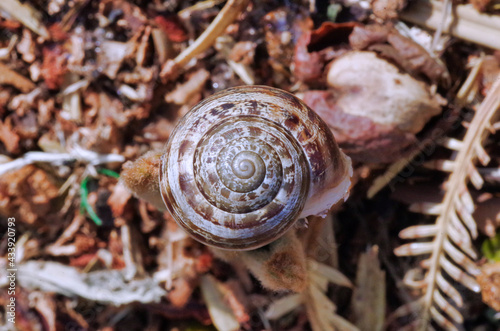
[160,86,351,250]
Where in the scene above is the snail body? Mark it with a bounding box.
[160,86,351,250]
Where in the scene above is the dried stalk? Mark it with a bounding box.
[400,0,500,50]
[0,147,125,176]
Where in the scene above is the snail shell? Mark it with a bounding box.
[160,86,352,250]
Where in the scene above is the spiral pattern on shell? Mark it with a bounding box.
[160,86,351,250]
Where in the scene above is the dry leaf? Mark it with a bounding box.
[352,246,385,331]
[476,262,500,311]
[200,275,240,331]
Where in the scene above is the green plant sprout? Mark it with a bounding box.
[80,168,120,226]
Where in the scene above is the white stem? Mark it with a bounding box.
[401,0,500,50]
[0,147,125,176]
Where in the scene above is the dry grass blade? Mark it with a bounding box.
[308,258,353,288]
[395,77,500,330]
[0,0,50,39]
[367,147,423,199]
[264,294,303,320]
[305,260,359,331]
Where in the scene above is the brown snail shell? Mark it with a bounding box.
[160,86,352,250]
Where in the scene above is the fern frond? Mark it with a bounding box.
[395,77,500,330]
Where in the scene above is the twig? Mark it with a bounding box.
[160,0,250,81]
[401,0,500,50]
[178,0,225,18]
[367,148,423,199]
[0,146,125,176]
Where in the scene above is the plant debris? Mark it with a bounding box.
[1,0,500,330]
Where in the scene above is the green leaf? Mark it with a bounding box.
[482,231,500,262]
[98,168,120,178]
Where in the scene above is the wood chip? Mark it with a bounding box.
[0,62,35,93]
